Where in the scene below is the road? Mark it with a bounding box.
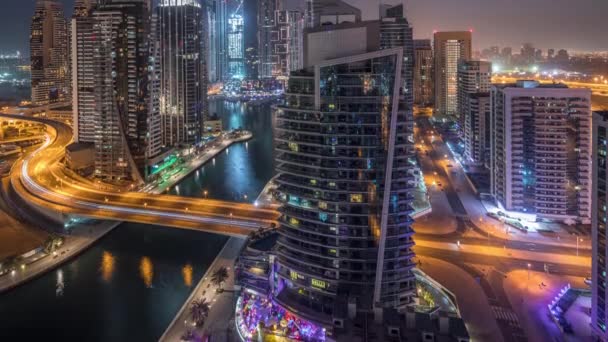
[412,108,592,342]
[1,114,279,238]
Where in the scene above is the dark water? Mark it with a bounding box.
[0,100,276,341]
[0,224,228,342]
[169,100,276,202]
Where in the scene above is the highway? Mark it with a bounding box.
[1,114,279,237]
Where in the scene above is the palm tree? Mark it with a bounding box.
[189,298,210,327]
[211,266,229,290]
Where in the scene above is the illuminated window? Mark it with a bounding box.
[329,249,337,255]
[289,217,299,226]
[329,182,336,188]
[350,194,363,203]
[288,142,299,152]
[310,179,317,185]
[311,278,326,289]
[318,201,327,209]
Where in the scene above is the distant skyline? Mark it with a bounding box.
[1,0,606,54]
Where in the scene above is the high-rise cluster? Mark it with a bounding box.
[30,0,69,106]
[65,0,208,184]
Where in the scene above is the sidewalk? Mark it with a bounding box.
[418,256,504,342]
[0,220,119,293]
[503,269,588,342]
[145,132,252,195]
[159,237,247,342]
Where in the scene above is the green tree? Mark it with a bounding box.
[189,298,210,327]
[211,266,229,290]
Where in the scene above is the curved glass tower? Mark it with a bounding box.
[274,48,416,323]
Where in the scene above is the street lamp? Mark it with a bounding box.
[203,190,208,199]
[577,238,583,256]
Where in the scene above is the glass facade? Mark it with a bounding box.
[274,51,415,322]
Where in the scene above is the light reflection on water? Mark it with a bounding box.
[139,256,154,288]
[168,99,275,202]
[100,251,115,283]
[182,264,193,287]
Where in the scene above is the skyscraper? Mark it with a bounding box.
[413,39,434,106]
[457,60,491,129]
[433,31,472,118]
[207,0,228,82]
[30,0,69,106]
[257,0,279,79]
[380,4,414,111]
[72,0,161,184]
[592,111,608,339]
[463,92,490,166]
[491,81,591,222]
[274,12,415,327]
[70,2,96,144]
[228,12,245,79]
[155,0,207,147]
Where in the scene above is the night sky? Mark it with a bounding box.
[2,0,606,54]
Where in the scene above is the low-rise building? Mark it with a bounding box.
[66,142,95,176]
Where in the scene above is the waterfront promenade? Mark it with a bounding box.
[0,130,253,294]
[159,237,247,342]
[144,131,252,195]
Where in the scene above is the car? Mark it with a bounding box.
[585,277,592,286]
[447,164,453,167]
[437,182,442,187]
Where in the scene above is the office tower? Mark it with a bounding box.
[556,49,570,64]
[308,0,361,27]
[227,10,245,79]
[457,60,491,129]
[274,19,415,328]
[463,93,490,166]
[501,46,512,65]
[592,111,608,340]
[271,10,305,78]
[155,0,207,147]
[433,31,472,118]
[520,43,535,65]
[490,81,591,222]
[413,39,434,106]
[72,0,160,184]
[245,46,258,80]
[73,0,94,17]
[380,5,414,108]
[534,49,543,62]
[208,0,227,82]
[547,48,555,60]
[258,0,279,79]
[30,0,69,106]
[70,6,96,144]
